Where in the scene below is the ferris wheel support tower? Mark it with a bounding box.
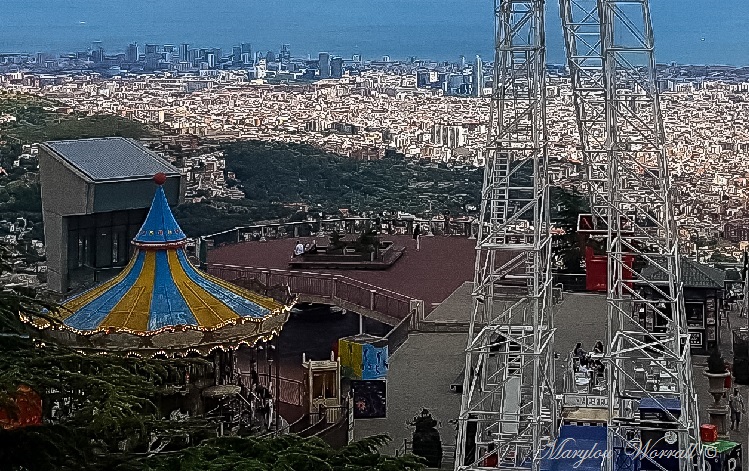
[560,1,702,470]
[455,0,556,469]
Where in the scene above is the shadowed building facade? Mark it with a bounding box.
[39,137,184,293]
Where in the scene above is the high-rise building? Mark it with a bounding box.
[126,43,138,63]
[188,48,199,66]
[460,55,466,69]
[266,51,276,63]
[232,46,242,65]
[472,55,484,97]
[330,57,343,78]
[416,70,430,88]
[145,44,159,55]
[241,43,252,64]
[163,45,175,53]
[318,52,330,79]
[206,52,216,69]
[280,44,291,63]
[180,43,189,62]
[352,54,361,63]
[92,41,104,63]
[382,55,390,62]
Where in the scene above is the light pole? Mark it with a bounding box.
[267,339,281,431]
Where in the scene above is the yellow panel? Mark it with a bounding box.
[187,258,283,312]
[167,250,238,328]
[101,251,157,331]
[61,253,138,318]
[340,340,363,378]
[339,339,352,369]
[351,341,363,378]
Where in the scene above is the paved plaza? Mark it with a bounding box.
[209,235,477,312]
[352,286,749,466]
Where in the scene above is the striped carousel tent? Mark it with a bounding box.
[37,173,291,355]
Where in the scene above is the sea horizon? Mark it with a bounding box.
[1,0,748,67]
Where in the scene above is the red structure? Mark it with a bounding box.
[700,424,718,443]
[578,214,635,292]
[0,385,43,430]
[585,247,635,292]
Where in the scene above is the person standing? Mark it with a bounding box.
[730,388,745,430]
[293,240,305,258]
[413,224,421,251]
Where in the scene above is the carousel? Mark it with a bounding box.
[32,173,294,433]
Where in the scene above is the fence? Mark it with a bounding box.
[202,217,477,249]
[311,404,346,426]
[399,439,457,469]
[208,264,415,322]
[238,372,305,407]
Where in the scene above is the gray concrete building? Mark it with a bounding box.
[39,137,184,294]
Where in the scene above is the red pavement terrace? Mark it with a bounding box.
[208,235,477,312]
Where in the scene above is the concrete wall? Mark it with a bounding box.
[39,146,92,293]
[93,176,182,212]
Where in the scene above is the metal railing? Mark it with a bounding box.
[552,272,587,292]
[201,217,477,248]
[398,440,456,469]
[238,372,305,407]
[208,264,414,322]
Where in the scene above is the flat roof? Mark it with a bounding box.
[44,137,179,182]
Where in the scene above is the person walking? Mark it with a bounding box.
[413,224,421,251]
[730,388,745,430]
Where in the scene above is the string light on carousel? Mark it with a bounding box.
[31,173,295,433]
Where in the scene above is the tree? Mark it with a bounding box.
[0,244,211,470]
[707,348,727,374]
[355,229,379,254]
[133,434,425,471]
[550,187,589,273]
[329,230,346,251]
[710,251,737,263]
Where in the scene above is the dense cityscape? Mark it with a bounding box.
[4,41,749,260]
[2,6,749,471]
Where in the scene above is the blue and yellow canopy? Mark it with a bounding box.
[58,177,286,337]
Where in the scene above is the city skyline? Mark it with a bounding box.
[3,0,749,66]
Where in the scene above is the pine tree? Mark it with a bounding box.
[134,434,425,470]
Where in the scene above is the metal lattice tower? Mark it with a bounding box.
[561,1,702,470]
[559,0,608,225]
[455,1,555,469]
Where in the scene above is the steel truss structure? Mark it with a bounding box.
[561,1,702,470]
[455,1,556,469]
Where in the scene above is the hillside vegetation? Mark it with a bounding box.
[0,93,155,242]
[224,140,483,215]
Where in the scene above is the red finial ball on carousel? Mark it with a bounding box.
[153,172,167,185]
